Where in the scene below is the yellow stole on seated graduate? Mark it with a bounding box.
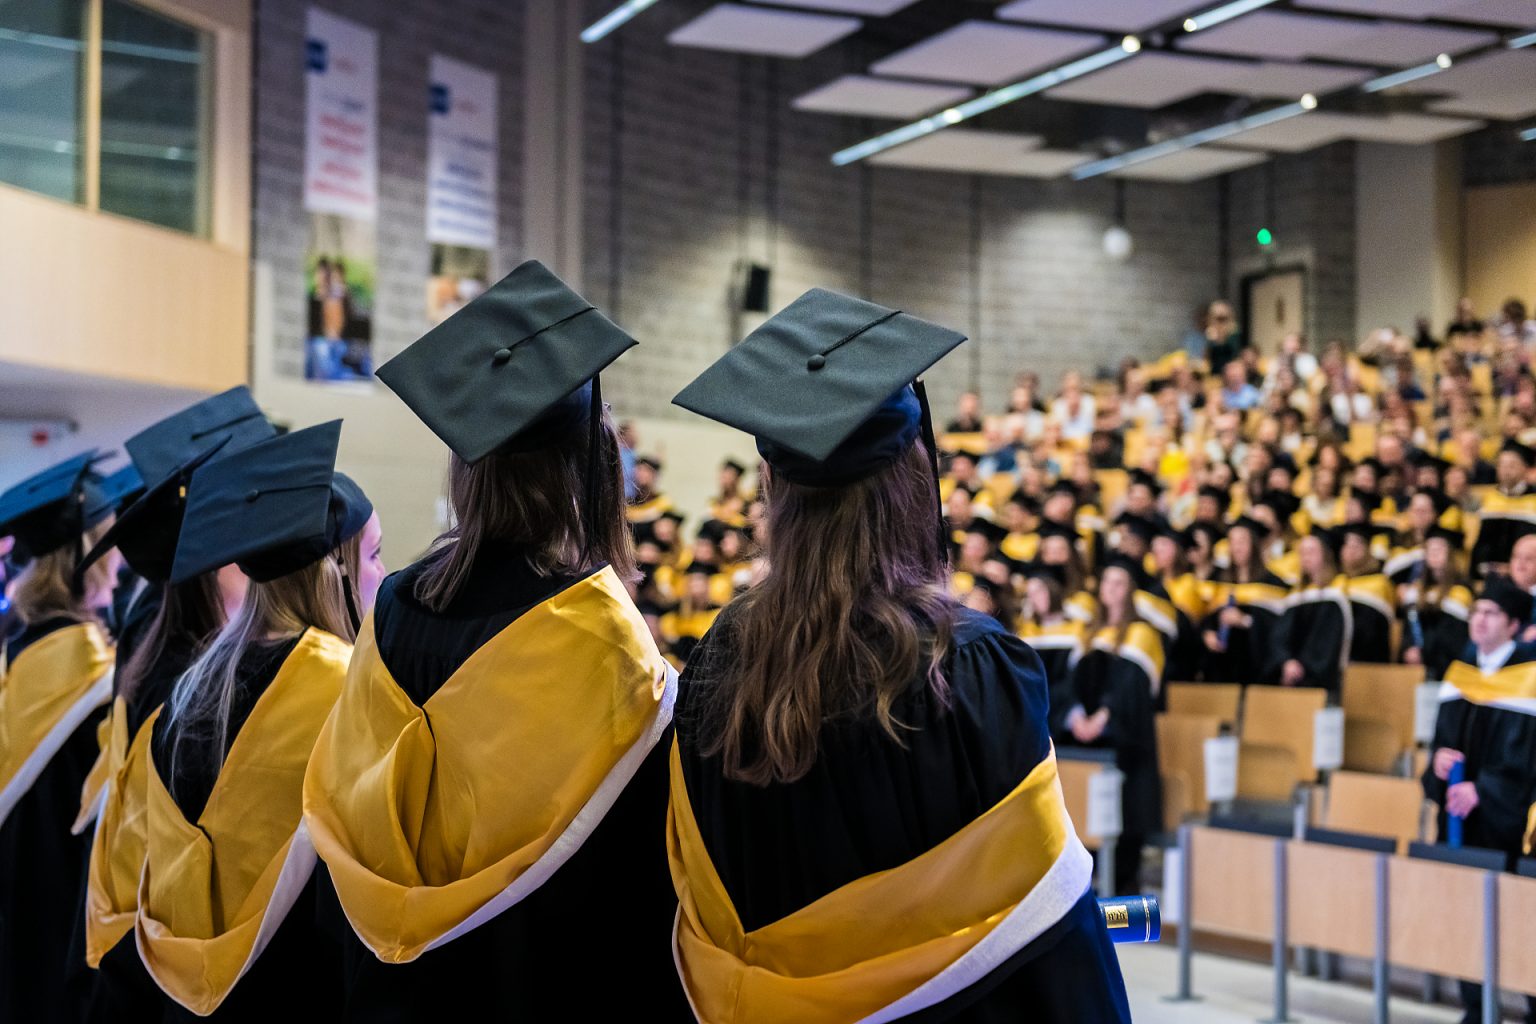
[84,705,160,965]
[668,742,1093,1024]
[74,695,130,835]
[1441,658,1536,716]
[0,621,114,827]
[135,629,352,1016]
[303,565,676,964]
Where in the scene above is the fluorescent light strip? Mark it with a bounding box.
[1508,30,1536,49]
[1182,0,1277,33]
[832,45,1134,165]
[1070,101,1307,179]
[581,0,661,44]
[829,0,1284,166]
[1361,58,1448,93]
[1520,127,1536,142]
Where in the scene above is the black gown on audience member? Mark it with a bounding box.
[330,540,686,1023]
[1198,573,1287,684]
[0,618,109,1024]
[1050,626,1163,895]
[1421,644,1536,864]
[675,605,1131,1024]
[1266,588,1350,695]
[145,637,342,1024]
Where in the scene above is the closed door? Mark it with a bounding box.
[1248,270,1305,357]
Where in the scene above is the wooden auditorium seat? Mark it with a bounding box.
[1156,712,1222,829]
[1238,687,1326,802]
[1389,847,1497,987]
[1286,834,1387,962]
[1500,869,1536,998]
[1341,664,1420,774]
[1188,823,1282,944]
[1319,771,1426,853]
[1165,682,1241,730]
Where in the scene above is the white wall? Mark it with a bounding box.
[1355,141,1463,340]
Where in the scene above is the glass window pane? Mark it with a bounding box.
[0,0,85,203]
[99,0,209,234]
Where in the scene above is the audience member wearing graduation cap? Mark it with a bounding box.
[668,287,1130,1023]
[67,386,275,1021]
[131,420,383,1018]
[1199,516,1289,685]
[302,259,686,1021]
[1268,533,1351,695]
[1398,525,1473,680]
[1053,556,1164,895]
[0,453,119,1024]
[1422,574,1536,1023]
[1018,562,1088,688]
[1471,439,1536,575]
[1335,523,1398,666]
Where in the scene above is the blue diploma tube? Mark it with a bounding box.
[1447,760,1464,848]
[1098,895,1160,943]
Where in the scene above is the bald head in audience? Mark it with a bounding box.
[1511,534,1536,593]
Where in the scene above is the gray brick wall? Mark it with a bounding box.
[1225,143,1358,348]
[581,2,1228,420]
[253,0,526,378]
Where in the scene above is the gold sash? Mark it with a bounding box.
[0,621,113,827]
[668,743,1091,1024]
[74,695,129,834]
[1442,659,1536,711]
[135,629,352,1015]
[84,704,160,965]
[304,566,675,963]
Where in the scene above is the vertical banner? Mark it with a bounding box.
[426,55,497,325]
[302,8,378,383]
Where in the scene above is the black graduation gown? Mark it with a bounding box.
[1019,621,1084,693]
[69,622,208,1024]
[1402,586,1472,681]
[1266,585,1350,695]
[146,637,343,1023]
[1343,573,1395,665]
[1198,574,1288,684]
[1421,644,1536,865]
[0,618,109,1024]
[1050,624,1164,892]
[676,606,1131,1024]
[330,544,686,1022]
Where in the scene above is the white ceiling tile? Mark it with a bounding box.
[1216,110,1484,150]
[1228,60,1374,97]
[1424,48,1536,119]
[1112,147,1269,181]
[752,0,918,13]
[870,20,1105,86]
[792,74,974,118]
[997,0,1199,34]
[1296,0,1536,27]
[867,128,1087,176]
[1049,52,1248,107]
[1180,11,1496,63]
[667,3,861,58]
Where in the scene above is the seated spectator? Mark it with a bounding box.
[1051,371,1097,441]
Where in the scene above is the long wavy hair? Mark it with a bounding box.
[163,535,360,794]
[701,441,957,786]
[412,410,634,611]
[10,518,115,627]
[118,573,225,709]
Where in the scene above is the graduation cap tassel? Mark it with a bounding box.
[582,374,604,567]
[912,379,946,564]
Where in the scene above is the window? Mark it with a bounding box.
[0,0,211,235]
[0,0,86,203]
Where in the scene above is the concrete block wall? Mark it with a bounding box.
[581,0,1227,421]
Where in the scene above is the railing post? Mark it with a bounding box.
[1265,838,1294,1023]
[1373,852,1389,1024]
[1164,822,1198,1003]
[1483,870,1499,1024]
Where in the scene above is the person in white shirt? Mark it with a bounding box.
[1051,371,1097,441]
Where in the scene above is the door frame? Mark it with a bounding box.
[1240,263,1309,357]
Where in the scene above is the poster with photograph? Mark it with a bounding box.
[426,56,496,324]
[302,8,377,383]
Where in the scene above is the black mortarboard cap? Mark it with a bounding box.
[1257,489,1301,522]
[1481,573,1533,625]
[1101,553,1148,583]
[1023,560,1067,586]
[1197,485,1231,511]
[660,510,687,527]
[1037,520,1080,542]
[1188,521,1226,547]
[1116,514,1159,544]
[671,288,966,487]
[1229,514,1271,538]
[170,421,373,585]
[721,458,746,476]
[964,518,1008,544]
[88,464,144,520]
[125,386,274,487]
[638,455,664,473]
[1414,487,1453,515]
[78,443,226,584]
[1127,469,1161,494]
[377,260,637,464]
[1502,438,1536,466]
[1425,523,1466,549]
[0,452,109,558]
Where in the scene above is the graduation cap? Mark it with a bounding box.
[1197,485,1231,512]
[1410,449,1452,474]
[1413,487,1453,515]
[1424,523,1466,549]
[125,386,274,487]
[1228,515,1271,539]
[697,520,730,545]
[377,260,636,465]
[1501,438,1536,466]
[683,562,718,578]
[171,421,373,590]
[1348,491,1383,516]
[1126,469,1161,494]
[88,464,144,521]
[1023,560,1067,587]
[672,288,966,489]
[659,510,686,527]
[0,451,111,560]
[721,458,746,476]
[637,455,663,473]
[76,444,222,585]
[963,518,1008,544]
[1100,553,1149,585]
[1269,450,1298,476]
[1116,514,1159,545]
[1037,520,1080,542]
[1480,573,1533,625]
[1187,521,1226,548]
[1256,489,1301,522]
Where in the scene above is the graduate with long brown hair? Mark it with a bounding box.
[668,289,1129,1023]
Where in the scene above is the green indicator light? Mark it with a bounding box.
[1256,228,1274,246]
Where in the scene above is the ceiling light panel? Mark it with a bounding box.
[870,21,1105,86]
[792,74,974,118]
[996,0,1204,34]
[1110,146,1268,180]
[1179,11,1497,63]
[667,3,861,58]
[865,128,1088,176]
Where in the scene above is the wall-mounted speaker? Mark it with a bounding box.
[741,263,771,313]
